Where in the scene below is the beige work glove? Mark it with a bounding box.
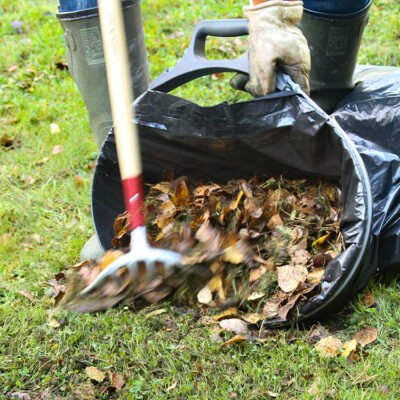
[231,0,311,96]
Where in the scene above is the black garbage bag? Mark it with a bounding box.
[333,66,400,289]
[91,81,372,326]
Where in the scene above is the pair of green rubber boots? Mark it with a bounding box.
[57,1,372,261]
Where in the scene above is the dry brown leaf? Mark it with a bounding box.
[315,336,343,357]
[74,175,84,187]
[85,366,105,382]
[361,292,376,308]
[52,145,63,155]
[219,318,249,335]
[241,313,265,324]
[278,293,302,320]
[267,214,283,230]
[108,371,125,391]
[172,178,191,206]
[19,289,35,303]
[249,266,267,283]
[290,249,310,266]
[151,182,171,194]
[212,307,239,321]
[1,133,16,148]
[23,176,36,185]
[220,334,246,347]
[277,265,308,293]
[192,183,220,197]
[262,300,280,319]
[353,326,378,347]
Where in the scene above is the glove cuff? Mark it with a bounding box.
[244,1,303,24]
[244,1,303,13]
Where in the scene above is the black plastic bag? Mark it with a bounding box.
[333,66,400,289]
[92,80,373,326]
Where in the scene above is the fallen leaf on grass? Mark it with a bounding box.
[220,335,246,347]
[19,289,35,303]
[195,360,203,374]
[212,307,239,321]
[241,312,265,324]
[361,292,376,308]
[166,380,177,392]
[246,291,265,301]
[341,339,358,358]
[48,318,61,328]
[219,318,249,335]
[315,336,343,357]
[1,133,17,148]
[85,366,105,382]
[52,145,63,155]
[353,326,377,347]
[277,265,308,293]
[23,176,36,186]
[145,308,167,318]
[197,285,212,305]
[74,175,84,187]
[50,123,60,134]
[249,266,267,283]
[262,300,280,319]
[108,371,125,391]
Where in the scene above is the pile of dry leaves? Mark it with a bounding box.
[59,176,343,322]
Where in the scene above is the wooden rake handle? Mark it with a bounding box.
[98,0,145,229]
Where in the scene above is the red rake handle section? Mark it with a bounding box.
[122,175,145,230]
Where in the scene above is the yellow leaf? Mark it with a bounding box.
[229,190,244,210]
[48,318,61,328]
[50,123,60,134]
[246,291,265,301]
[312,233,330,247]
[341,339,358,358]
[220,335,246,348]
[212,308,239,321]
[85,366,105,382]
[241,313,264,324]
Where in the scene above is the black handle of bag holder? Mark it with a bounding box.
[149,18,301,95]
[150,19,250,92]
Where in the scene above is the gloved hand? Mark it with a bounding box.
[231,0,311,96]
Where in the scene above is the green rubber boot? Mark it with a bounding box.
[299,0,372,113]
[57,0,149,148]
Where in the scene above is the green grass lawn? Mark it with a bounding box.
[1,0,400,398]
